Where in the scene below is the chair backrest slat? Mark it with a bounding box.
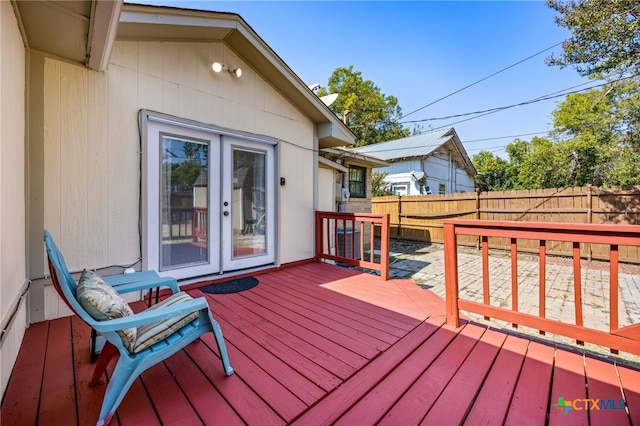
[44,230,97,326]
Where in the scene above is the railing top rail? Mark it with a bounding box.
[444,219,640,244]
[444,219,640,233]
[316,211,388,221]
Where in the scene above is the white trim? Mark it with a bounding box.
[143,110,278,146]
[318,156,348,173]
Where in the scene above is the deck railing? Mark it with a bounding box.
[444,219,640,355]
[315,211,390,280]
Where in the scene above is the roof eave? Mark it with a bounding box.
[87,0,123,71]
[118,4,355,148]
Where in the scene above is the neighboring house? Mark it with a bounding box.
[319,147,389,213]
[353,128,477,195]
[0,1,355,395]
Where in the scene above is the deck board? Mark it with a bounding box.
[254,277,400,345]
[141,362,204,425]
[184,334,285,426]
[0,321,48,426]
[2,262,640,426]
[263,270,417,335]
[465,334,529,425]
[377,322,484,425]
[618,363,640,424]
[504,340,555,426]
[421,326,507,425]
[164,350,245,426]
[38,318,77,426]
[549,349,589,425]
[584,356,629,425]
[70,316,116,426]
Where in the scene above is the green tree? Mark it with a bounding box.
[547,0,640,78]
[318,66,411,146]
[472,151,513,191]
[371,171,393,196]
[552,83,640,186]
[516,137,566,189]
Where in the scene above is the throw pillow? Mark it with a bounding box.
[76,269,137,351]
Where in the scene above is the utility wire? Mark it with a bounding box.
[401,42,563,119]
[402,78,621,125]
[464,131,549,144]
[416,76,634,132]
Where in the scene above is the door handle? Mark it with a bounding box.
[223,211,230,216]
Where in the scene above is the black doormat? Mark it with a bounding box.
[200,277,258,294]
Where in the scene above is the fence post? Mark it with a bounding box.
[443,221,460,327]
[397,195,402,239]
[476,190,481,250]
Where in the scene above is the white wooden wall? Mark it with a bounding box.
[36,40,317,317]
[1,0,28,397]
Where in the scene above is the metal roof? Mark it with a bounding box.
[352,128,454,161]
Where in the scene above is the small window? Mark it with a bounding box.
[439,182,446,194]
[348,166,366,198]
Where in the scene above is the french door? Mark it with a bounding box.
[143,113,275,279]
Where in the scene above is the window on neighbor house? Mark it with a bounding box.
[349,166,366,198]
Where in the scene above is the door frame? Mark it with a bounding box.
[141,110,278,279]
[221,136,276,272]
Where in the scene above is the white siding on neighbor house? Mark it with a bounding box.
[456,168,475,193]
[1,0,27,397]
[378,159,422,176]
[35,41,316,319]
[376,152,474,195]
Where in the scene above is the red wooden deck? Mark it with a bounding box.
[3,262,640,425]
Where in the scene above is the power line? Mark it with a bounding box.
[401,42,563,119]
[464,131,549,144]
[401,79,617,125]
[416,76,634,131]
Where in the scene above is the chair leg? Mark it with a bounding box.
[90,342,119,386]
[97,357,142,426]
[208,312,234,376]
[90,329,98,362]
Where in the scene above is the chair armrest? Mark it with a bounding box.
[92,297,207,332]
[103,271,179,294]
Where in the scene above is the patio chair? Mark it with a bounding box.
[44,230,234,426]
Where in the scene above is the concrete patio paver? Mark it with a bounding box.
[387,239,640,366]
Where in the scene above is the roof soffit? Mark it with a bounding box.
[14,1,122,70]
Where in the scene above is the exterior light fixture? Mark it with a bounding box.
[211,62,223,73]
[211,62,242,78]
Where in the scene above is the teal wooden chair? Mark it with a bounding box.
[44,230,233,426]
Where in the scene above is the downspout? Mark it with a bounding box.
[449,150,453,193]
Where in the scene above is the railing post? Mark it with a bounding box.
[443,221,460,327]
[380,214,390,281]
[314,211,322,262]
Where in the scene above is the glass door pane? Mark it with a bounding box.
[160,135,209,270]
[232,148,266,258]
[222,136,275,272]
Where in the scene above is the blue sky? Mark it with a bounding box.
[129,1,593,158]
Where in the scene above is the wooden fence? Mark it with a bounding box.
[372,185,640,263]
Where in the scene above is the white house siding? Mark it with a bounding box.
[376,151,474,195]
[455,168,475,193]
[1,0,27,397]
[35,41,315,319]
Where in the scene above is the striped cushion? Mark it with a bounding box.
[76,269,137,351]
[132,292,200,353]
